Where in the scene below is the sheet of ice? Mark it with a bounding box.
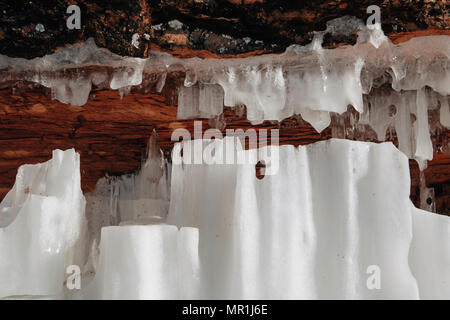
[0,139,449,300]
[409,207,450,299]
[80,225,199,300]
[0,149,86,299]
[412,89,434,170]
[168,138,425,299]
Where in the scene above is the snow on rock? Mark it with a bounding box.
[363,88,439,170]
[0,149,86,299]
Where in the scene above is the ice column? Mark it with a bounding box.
[0,149,86,299]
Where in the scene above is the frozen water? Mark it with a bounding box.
[0,149,86,299]
[409,207,450,299]
[199,84,224,118]
[0,22,448,169]
[440,96,450,128]
[81,225,199,299]
[0,28,448,121]
[168,138,422,299]
[82,133,171,276]
[1,24,448,167]
[0,139,448,299]
[363,88,437,169]
[0,15,449,299]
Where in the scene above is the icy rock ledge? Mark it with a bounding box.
[0,24,449,126]
[1,23,449,169]
[0,140,449,299]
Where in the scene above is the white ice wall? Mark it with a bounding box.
[0,141,448,299]
[409,207,450,299]
[0,149,86,299]
[168,138,423,299]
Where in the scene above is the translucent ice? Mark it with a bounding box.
[409,208,450,299]
[1,30,448,128]
[440,96,450,128]
[0,38,147,105]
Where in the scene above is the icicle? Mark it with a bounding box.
[413,89,433,170]
[0,25,448,167]
[439,96,450,128]
[367,23,388,49]
[156,71,167,93]
[199,83,224,118]
[184,69,198,87]
[177,84,200,119]
[167,138,449,299]
[118,86,131,99]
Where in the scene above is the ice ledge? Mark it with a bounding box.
[0,32,449,112]
[1,27,449,168]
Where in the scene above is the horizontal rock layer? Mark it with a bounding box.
[1,0,449,58]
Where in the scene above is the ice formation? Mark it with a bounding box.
[87,133,171,226]
[167,138,446,299]
[0,149,86,299]
[0,139,448,299]
[0,16,449,300]
[1,20,449,168]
